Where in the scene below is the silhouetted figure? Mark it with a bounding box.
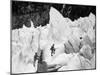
[33,53,39,66]
[50,44,55,56]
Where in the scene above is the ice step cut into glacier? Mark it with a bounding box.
[12,7,96,73]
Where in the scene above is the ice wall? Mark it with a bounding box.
[12,7,96,73]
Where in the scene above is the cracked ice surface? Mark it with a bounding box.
[12,22,38,73]
[12,7,96,73]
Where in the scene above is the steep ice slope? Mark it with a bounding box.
[12,21,38,73]
[49,7,72,43]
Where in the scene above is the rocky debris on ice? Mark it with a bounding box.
[12,7,96,73]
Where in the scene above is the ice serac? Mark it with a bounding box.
[49,7,71,43]
[80,45,93,60]
[12,22,38,73]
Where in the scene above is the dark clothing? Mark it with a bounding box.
[50,44,55,56]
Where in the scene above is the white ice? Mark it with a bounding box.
[12,7,96,73]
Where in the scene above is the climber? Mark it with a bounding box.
[50,44,56,56]
[33,52,39,67]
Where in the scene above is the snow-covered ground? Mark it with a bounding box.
[12,7,96,73]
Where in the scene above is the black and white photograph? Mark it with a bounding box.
[11,0,96,74]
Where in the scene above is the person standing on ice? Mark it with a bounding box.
[50,44,55,56]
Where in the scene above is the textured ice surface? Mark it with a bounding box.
[12,7,96,73]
